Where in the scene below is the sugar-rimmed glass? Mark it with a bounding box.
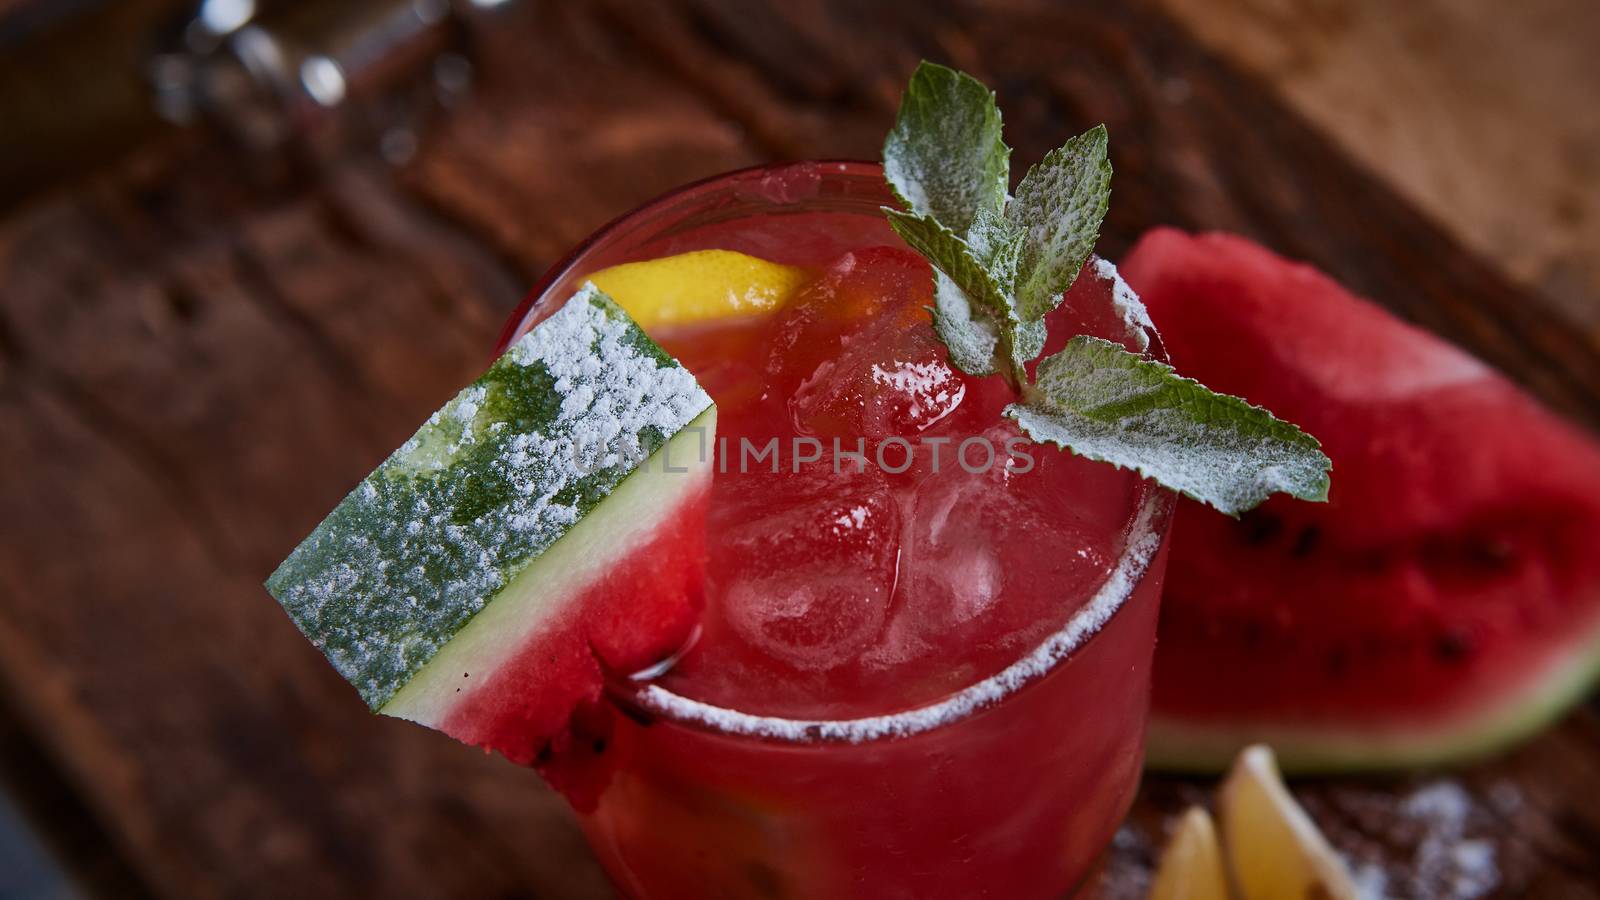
[497,161,1177,900]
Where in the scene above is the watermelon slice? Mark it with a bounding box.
[1123,229,1600,771]
[266,284,716,768]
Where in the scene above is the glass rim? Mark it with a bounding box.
[503,161,1178,746]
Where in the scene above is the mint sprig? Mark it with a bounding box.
[883,61,1331,515]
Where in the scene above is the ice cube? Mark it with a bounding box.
[879,427,1120,664]
[763,246,967,438]
[793,325,967,439]
[704,466,901,671]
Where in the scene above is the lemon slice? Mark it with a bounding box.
[1148,807,1231,900]
[585,249,808,329]
[1217,745,1357,900]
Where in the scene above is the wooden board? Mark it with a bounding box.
[0,0,1595,897]
[1156,0,1600,330]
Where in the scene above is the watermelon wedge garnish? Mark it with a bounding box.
[266,284,715,767]
[1124,229,1600,771]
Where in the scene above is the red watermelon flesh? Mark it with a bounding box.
[431,487,710,769]
[1122,228,1600,771]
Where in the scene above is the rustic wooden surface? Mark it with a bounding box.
[1157,0,1600,331]
[0,1,1596,898]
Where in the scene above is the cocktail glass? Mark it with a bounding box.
[497,161,1177,900]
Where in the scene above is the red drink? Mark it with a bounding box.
[499,163,1176,899]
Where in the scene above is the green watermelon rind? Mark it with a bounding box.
[381,405,715,727]
[1145,604,1600,773]
[265,284,713,710]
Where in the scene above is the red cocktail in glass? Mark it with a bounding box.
[497,162,1176,899]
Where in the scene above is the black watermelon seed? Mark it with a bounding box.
[1468,537,1517,571]
[1239,619,1265,649]
[1356,549,1390,573]
[746,861,784,899]
[1325,646,1351,678]
[1435,631,1475,664]
[1240,511,1284,545]
[1290,525,1323,558]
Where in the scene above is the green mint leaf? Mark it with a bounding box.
[967,207,1025,294]
[883,61,1009,235]
[930,272,1002,376]
[1008,125,1112,320]
[891,208,1041,385]
[967,207,1049,365]
[1012,314,1047,364]
[885,209,1011,317]
[1005,336,1331,516]
[929,272,1047,377]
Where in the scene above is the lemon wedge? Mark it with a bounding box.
[1148,807,1231,900]
[1217,745,1357,900]
[585,249,808,329]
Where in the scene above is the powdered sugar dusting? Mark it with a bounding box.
[1394,782,1500,900]
[1344,780,1506,900]
[505,283,709,476]
[870,359,966,426]
[267,284,711,709]
[634,485,1169,742]
[1093,257,1154,353]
